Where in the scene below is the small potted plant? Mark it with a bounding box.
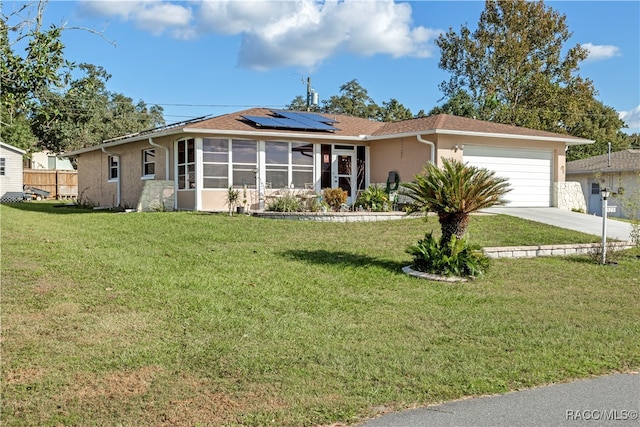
[238,184,248,214]
[226,186,240,216]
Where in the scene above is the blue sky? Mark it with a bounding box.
[11,0,640,134]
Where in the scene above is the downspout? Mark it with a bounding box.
[102,147,121,207]
[149,137,170,178]
[416,134,435,164]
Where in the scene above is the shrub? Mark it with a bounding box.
[322,187,347,211]
[407,232,490,279]
[356,184,390,212]
[266,193,303,212]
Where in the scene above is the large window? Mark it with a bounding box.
[265,141,313,189]
[108,156,118,181]
[265,141,288,188]
[177,139,195,189]
[203,138,229,188]
[291,142,313,188]
[142,149,155,178]
[232,139,257,188]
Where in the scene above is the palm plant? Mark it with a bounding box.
[403,158,511,243]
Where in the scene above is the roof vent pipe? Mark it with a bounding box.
[149,137,170,178]
[101,147,121,207]
[607,141,611,167]
[416,134,435,164]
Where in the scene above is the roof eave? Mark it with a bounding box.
[65,127,365,156]
[364,129,593,145]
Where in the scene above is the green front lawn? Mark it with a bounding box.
[1,203,638,426]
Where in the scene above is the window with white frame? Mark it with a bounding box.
[177,139,195,189]
[142,149,155,178]
[232,139,257,188]
[108,156,118,181]
[265,141,288,188]
[265,141,313,189]
[291,142,313,188]
[203,138,229,188]
[0,158,5,176]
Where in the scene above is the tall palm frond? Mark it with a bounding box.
[402,158,511,242]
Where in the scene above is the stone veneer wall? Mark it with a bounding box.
[554,181,587,212]
[483,241,634,259]
[255,211,410,222]
[137,180,175,212]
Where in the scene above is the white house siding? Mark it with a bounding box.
[0,143,26,202]
[464,146,553,207]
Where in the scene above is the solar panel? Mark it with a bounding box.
[242,116,283,128]
[242,111,339,132]
[273,111,339,130]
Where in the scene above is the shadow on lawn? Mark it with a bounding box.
[280,249,407,274]
[1,201,101,215]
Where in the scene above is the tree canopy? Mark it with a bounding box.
[432,0,628,160]
[286,79,416,122]
[1,0,164,153]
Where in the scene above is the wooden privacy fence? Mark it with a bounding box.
[23,169,78,199]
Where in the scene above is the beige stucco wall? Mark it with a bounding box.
[369,136,432,184]
[77,137,172,208]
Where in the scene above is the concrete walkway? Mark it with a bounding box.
[360,373,639,427]
[483,207,635,242]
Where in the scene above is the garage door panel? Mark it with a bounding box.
[463,146,553,208]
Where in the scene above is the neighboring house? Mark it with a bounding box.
[566,149,640,219]
[27,150,75,170]
[66,108,593,212]
[23,150,78,200]
[0,141,26,202]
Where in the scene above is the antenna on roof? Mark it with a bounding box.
[305,77,319,111]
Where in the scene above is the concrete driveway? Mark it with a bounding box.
[483,207,635,242]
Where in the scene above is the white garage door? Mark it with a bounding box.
[463,146,553,207]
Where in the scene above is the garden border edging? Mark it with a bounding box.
[482,241,635,259]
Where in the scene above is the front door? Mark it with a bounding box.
[588,181,602,216]
[332,150,355,205]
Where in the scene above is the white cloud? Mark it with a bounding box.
[583,42,621,61]
[79,0,441,70]
[78,1,193,37]
[619,105,640,133]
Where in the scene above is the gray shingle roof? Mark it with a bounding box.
[566,149,640,173]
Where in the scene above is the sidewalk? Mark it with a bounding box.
[360,373,639,426]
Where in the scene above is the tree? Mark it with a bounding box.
[377,98,414,122]
[285,95,321,112]
[322,79,381,119]
[286,79,415,121]
[32,64,165,152]
[2,1,163,153]
[1,1,71,150]
[402,158,511,244]
[565,99,629,161]
[434,0,624,152]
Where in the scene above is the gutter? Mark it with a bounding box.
[101,147,121,207]
[416,134,435,164]
[149,137,170,178]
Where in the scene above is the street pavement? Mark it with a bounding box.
[360,373,639,427]
[483,207,635,242]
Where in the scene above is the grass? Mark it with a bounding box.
[1,202,638,426]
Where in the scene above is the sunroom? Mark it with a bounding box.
[175,136,368,212]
